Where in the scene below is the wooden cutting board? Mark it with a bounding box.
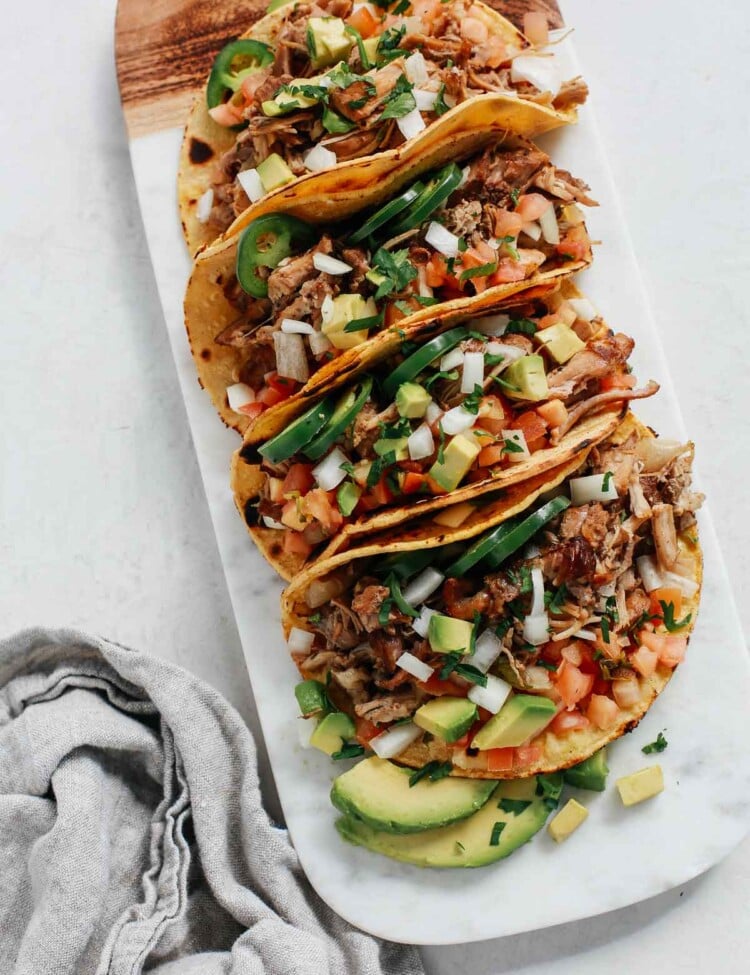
[115,0,562,139]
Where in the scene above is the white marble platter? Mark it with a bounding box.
[125,26,750,945]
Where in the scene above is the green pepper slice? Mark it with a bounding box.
[303,377,374,461]
[236,214,317,298]
[446,496,571,578]
[382,327,468,400]
[258,397,337,464]
[348,182,426,244]
[207,40,275,110]
[385,163,463,237]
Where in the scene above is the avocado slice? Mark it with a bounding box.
[336,778,555,867]
[310,712,355,756]
[472,694,556,751]
[256,153,295,193]
[331,757,495,834]
[534,322,586,364]
[428,614,473,655]
[563,747,609,792]
[428,433,482,491]
[414,697,477,743]
[396,382,431,418]
[503,354,549,402]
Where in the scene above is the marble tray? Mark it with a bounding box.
[123,28,750,945]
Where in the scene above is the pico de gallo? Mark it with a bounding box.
[200,0,587,234]
[240,288,658,561]
[287,429,703,774]
[218,138,596,421]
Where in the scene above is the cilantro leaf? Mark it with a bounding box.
[498,798,531,815]
[380,75,416,120]
[659,601,693,632]
[409,760,453,786]
[505,317,537,336]
[462,383,484,415]
[371,247,418,299]
[344,312,384,332]
[434,82,450,116]
[331,742,365,760]
[460,262,497,281]
[642,731,668,754]
[489,821,506,846]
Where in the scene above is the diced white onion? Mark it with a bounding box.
[403,567,444,606]
[396,107,427,140]
[502,428,530,462]
[440,347,464,372]
[457,164,471,189]
[405,51,429,85]
[414,88,439,111]
[486,342,525,367]
[524,543,541,559]
[635,438,685,474]
[273,331,310,382]
[407,422,435,461]
[523,613,550,646]
[663,570,699,598]
[442,405,476,435]
[469,314,510,337]
[237,168,265,203]
[413,606,437,638]
[461,351,485,394]
[226,382,255,413]
[539,203,560,245]
[522,220,542,241]
[297,718,316,749]
[510,54,563,97]
[636,554,664,593]
[425,221,461,258]
[262,515,286,530]
[468,674,513,714]
[313,253,352,275]
[471,630,503,673]
[196,188,214,223]
[309,330,333,356]
[288,627,315,655]
[569,472,619,505]
[352,1,377,13]
[567,297,597,322]
[572,628,598,642]
[525,665,552,690]
[425,401,444,425]
[417,266,434,298]
[369,721,422,759]
[281,318,315,334]
[396,651,434,682]
[303,143,338,172]
[313,447,350,491]
[598,581,617,598]
[530,566,545,616]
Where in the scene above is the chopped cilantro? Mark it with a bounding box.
[434,83,449,116]
[497,235,520,261]
[462,383,484,415]
[493,376,521,393]
[489,821,506,846]
[495,618,513,639]
[642,731,668,754]
[460,262,497,281]
[424,368,459,391]
[498,798,531,815]
[381,75,416,120]
[537,659,557,672]
[344,24,374,70]
[659,601,693,632]
[602,471,614,492]
[484,352,506,368]
[344,312,384,332]
[503,437,525,454]
[600,615,610,642]
[385,572,419,619]
[331,743,365,760]
[438,651,488,686]
[510,187,520,207]
[546,582,569,614]
[408,760,453,786]
[505,317,537,336]
[371,247,418,298]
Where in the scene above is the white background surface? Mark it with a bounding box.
[0,0,748,970]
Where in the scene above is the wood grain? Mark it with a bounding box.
[115,0,563,138]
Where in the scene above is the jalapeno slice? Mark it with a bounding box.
[207,39,275,110]
[258,397,337,464]
[303,377,374,461]
[385,163,463,237]
[236,214,317,298]
[446,496,571,578]
[348,182,426,244]
[382,327,468,400]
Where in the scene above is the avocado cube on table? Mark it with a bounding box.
[548,798,589,843]
[616,765,664,806]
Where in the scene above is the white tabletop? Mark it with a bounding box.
[1,0,748,969]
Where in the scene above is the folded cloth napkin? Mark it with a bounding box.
[0,628,424,975]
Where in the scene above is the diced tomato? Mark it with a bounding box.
[487,259,529,285]
[369,476,394,507]
[640,632,688,669]
[424,254,456,288]
[523,10,549,46]
[515,410,548,445]
[600,370,636,392]
[539,641,564,665]
[550,709,590,735]
[476,394,511,434]
[241,72,267,102]
[515,193,551,222]
[355,717,381,745]
[649,587,683,619]
[594,627,621,661]
[267,477,285,503]
[630,645,658,678]
[257,386,285,407]
[346,5,379,37]
[418,675,469,698]
[266,372,299,399]
[400,471,428,495]
[486,747,515,772]
[236,401,265,422]
[412,0,442,25]
[586,693,619,730]
[536,400,568,428]
[491,209,525,238]
[303,488,343,532]
[384,297,421,327]
[459,249,497,294]
[556,225,590,261]
[208,102,244,127]
[514,744,543,767]
[280,499,307,532]
[283,530,313,557]
[282,463,315,497]
[554,662,594,708]
[477,443,506,468]
[592,676,610,696]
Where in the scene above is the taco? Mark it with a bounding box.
[233,281,658,580]
[179,0,587,253]
[281,414,704,779]
[184,135,596,436]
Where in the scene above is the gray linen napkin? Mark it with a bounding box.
[0,628,424,975]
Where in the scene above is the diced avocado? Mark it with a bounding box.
[363,35,380,62]
[564,747,609,792]
[256,153,295,193]
[414,697,478,743]
[428,432,482,491]
[336,480,361,517]
[261,99,284,117]
[266,0,293,12]
[294,679,328,717]
[331,757,495,833]
[310,712,355,756]
[336,777,554,867]
[322,294,377,350]
[396,382,431,419]
[548,798,588,843]
[472,694,556,751]
[262,79,324,117]
[374,436,408,460]
[307,17,354,69]
[428,614,474,655]
[534,322,586,364]
[503,355,549,402]
[365,268,387,288]
[616,765,664,806]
